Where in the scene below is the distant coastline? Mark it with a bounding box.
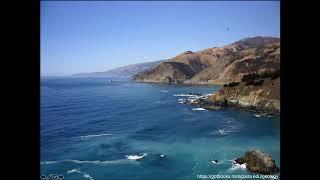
[45,36,280,115]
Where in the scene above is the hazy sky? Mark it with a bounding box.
[41,1,280,76]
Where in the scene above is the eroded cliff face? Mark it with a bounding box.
[209,78,280,114]
[133,36,280,84]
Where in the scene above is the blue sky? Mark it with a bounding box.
[41,1,280,76]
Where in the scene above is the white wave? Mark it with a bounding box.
[217,129,231,135]
[68,159,133,165]
[173,94,198,97]
[41,159,137,165]
[160,154,165,158]
[208,129,232,136]
[262,113,273,118]
[67,168,81,174]
[178,101,185,104]
[79,133,112,139]
[83,173,94,180]
[210,160,218,164]
[67,168,94,180]
[178,98,186,101]
[192,108,206,111]
[218,129,226,135]
[189,96,200,99]
[254,113,274,118]
[40,161,58,164]
[229,163,247,171]
[125,153,147,160]
[160,90,168,93]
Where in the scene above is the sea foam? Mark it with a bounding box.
[228,159,247,171]
[67,168,81,174]
[192,108,206,111]
[79,133,112,139]
[125,153,147,160]
[229,163,247,171]
[41,158,138,165]
[67,168,94,180]
[173,94,198,97]
[83,173,94,180]
[254,114,262,117]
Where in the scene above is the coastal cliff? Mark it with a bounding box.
[180,71,280,114]
[208,73,280,114]
[133,36,280,84]
[133,36,280,114]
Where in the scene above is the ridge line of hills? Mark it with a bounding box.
[133,36,280,84]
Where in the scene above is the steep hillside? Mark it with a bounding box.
[133,36,280,84]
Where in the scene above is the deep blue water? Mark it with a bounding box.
[41,77,280,180]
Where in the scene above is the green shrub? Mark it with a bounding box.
[242,70,280,82]
[245,79,264,86]
[270,70,280,80]
[223,82,240,87]
[241,73,261,82]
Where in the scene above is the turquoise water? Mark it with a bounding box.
[41,77,280,180]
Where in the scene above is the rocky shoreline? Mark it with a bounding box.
[179,91,279,116]
[177,68,280,115]
[234,149,279,175]
[178,94,225,110]
[209,76,280,115]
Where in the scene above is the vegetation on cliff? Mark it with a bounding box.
[133,36,280,84]
[209,75,280,114]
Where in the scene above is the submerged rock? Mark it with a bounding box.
[237,149,279,174]
[201,104,224,110]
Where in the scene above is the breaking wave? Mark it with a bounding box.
[67,168,94,180]
[229,163,247,171]
[79,133,112,139]
[125,153,147,160]
[192,108,206,111]
[41,158,139,165]
[173,94,199,97]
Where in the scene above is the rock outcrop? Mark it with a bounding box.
[133,36,280,84]
[236,149,279,174]
[208,76,280,114]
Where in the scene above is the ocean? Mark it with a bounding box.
[41,77,280,180]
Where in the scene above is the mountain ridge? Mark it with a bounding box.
[72,60,165,77]
[133,36,280,84]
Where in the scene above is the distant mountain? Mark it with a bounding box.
[133,36,280,84]
[72,60,165,77]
